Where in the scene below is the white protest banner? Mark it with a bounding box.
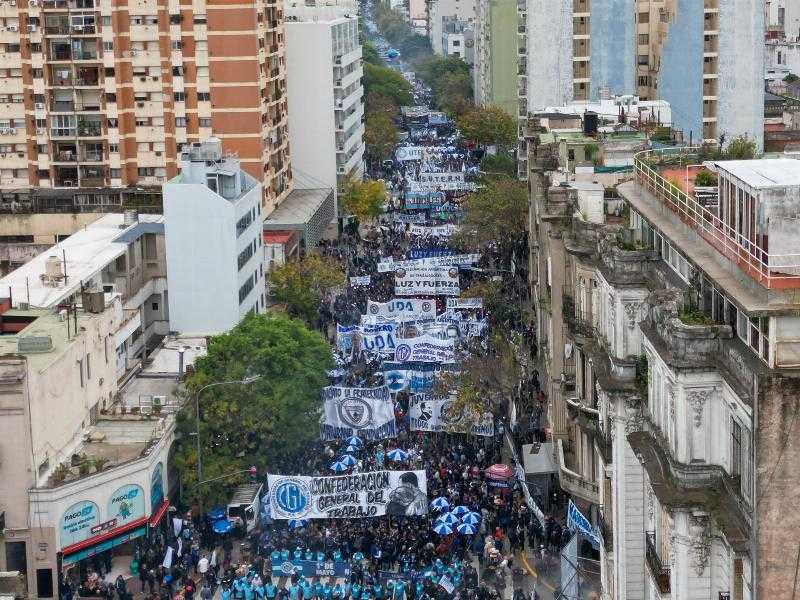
[418,172,465,185]
[320,386,397,441]
[367,298,437,320]
[267,471,428,519]
[378,254,479,272]
[393,334,456,363]
[358,322,397,356]
[395,266,460,297]
[395,146,423,162]
[409,394,495,436]
[392,212,427,223]
[446,297,484,309]
[408,224,459,238]
[350,276,371,287]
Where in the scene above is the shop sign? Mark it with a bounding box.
[150,462,164,511]
[107,484,145,526]
[60,500,100,549]
[90,519,118,535]
[62,526,147,566]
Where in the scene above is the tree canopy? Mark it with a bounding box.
[363,63,413,110]
[457,106,517,149]
[341,178,387,221]
[364,114,398,165]
[452,178,528,251]
[414,55,473,115]
[173,313,332,507]
[723,135,757,160]
[267,254,345,323]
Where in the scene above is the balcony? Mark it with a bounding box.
[556,438,599,505]
[645,532,671,594]
[631,149,800,289]
[627,427,751,550]
[597,510,612,552]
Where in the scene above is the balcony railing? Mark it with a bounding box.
[645,532,671,594]
[633,148,800,289]
[556,438,599,504]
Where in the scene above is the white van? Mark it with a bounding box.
[227,483,263,533]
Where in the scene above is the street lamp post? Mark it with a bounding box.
[193,375,261,513]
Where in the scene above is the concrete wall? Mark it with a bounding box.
[0,212,102,245]
[589,0,636,100]
[286,22,338,189]
[656,0,704,144]
[756,376,800,599]
[487,0,518,117]
[526,0,572,112]
[429,0,476,55]
[717,0,765,152]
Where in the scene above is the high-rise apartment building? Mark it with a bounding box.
[284,5,364,192]
[636,0,763,150]
[428,0,475,56]
[473,0,516,117]
[518,0,763,153]
[0,0,291,214]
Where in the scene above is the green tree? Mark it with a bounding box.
[480,153,517,177]
[724,135,757,160]
[452,178,527,251]
[173,313,332,508]
[267,254,345,323]
[363,41,383,66]
[341,178,387,221]
[413,55,473,113]
[364,112,399,164]
[457,106,517,149]
[363,63,413,109]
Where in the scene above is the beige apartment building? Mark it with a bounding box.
[526,114,800,599]
[0,0,291,214]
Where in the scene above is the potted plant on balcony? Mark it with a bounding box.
[51,463,71,485]
[77,454,91,476]
[92,457,109,473]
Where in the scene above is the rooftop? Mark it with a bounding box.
[141,335,207,376]
[539,97,672,127]
[0,213,164,309]
[0,307,109,371]
[707,158,800,189]
[263,188,332,230]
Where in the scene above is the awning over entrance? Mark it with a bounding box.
[263,188,335,249]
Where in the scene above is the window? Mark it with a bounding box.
[105,67,115,77]
[151,302,158,311]
[36,569,53,598]
[171,40,182,49]
[193,15,207,24]
[174,92,185,102]
[110,168,121,178]
[85,353,90,379]
[172,66,183,76]
[730,418,752,502]
[175,116,186,127]
[198,117,211,127]
[103,41,113,51]
[239,273,256,304]
[101,15,111,26]
[109,143,119,153]
[144,233,157,259]
[197,92,210,101]
[638,33,649,45]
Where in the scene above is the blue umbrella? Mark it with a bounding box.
[346,436,363,447]
[340,454,358,467]
[207,506,226,520]
[461,512,481,525]
[212,519,233,534]
[288,519,308,530]
[437,512,458,525]
[430,497,450,512]
[432,522,453,535]
[451,505,470,517]
[456,523,477,535]
[330,460,349,472]
[387,448,409,462]
[345,445,359,453]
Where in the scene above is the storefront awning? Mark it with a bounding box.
[149,499,170,528]
[61,517,148,565]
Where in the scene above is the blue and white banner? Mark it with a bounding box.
[367,298,437,320]
[377,254,479,272]
[408,248,457,259]
[272,559,351,578]
[446,297,483,309]
[566,500,601,550]
[382,361,439,394]
[409,394,495,436]
[320,386,397,441]
[350,276,371,287]
[393,334,456,363]
[359,322,397,356]
[408,224,459,238]
[392,212,428,223]
[336,324,357,353]
[267,470,428,519]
